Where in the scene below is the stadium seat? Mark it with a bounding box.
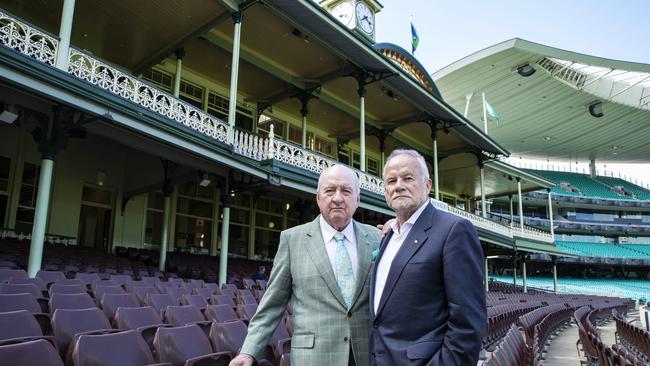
[0,268,28,282]
[154,324,232,366]
[51,307,112,359]
[8,277,47,292]
[74,273,101,286]
[209,320,248,355]
[237,304,258,323]
[49,284,87,296]
[146,293,178,316]
[70,329,156,366]
[100,293,140,321]
[93,285,125,303]
[0,309,52,345]
[133,286,160,304]
[205,304,239,323]
[113,306,167,351]
[181,294,208,310]
[36,271,66,286]
[49,293,97,314]
[0,293,44,314]
[164,305,211,333]
[0,283,44,299]
[0,339,63,366]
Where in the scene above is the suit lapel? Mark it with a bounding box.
[303,217,347,308]
[375,204,435,319]
[350,221,370,309]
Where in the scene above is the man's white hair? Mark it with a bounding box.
[383,149,430,180]
[317,164,360,194]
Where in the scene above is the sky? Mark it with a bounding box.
[373,0,650,184]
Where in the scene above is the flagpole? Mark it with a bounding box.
[464,93,473,118]
[482,92,488,134]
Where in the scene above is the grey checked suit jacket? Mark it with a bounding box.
[240,216,380,366]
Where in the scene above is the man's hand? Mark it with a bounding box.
[229,354,255,366]
[376,218,395,237]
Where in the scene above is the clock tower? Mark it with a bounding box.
[320,0,383,42]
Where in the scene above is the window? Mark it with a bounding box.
[288,125,309,145]
[142,68,172,91]
[314,136,335,157]
[338,146,350,165]
[15,162,39,234]
[175,182,214,250]
[352,151,361,170]
[254,197,283,259]
[179,80,203,108]
[258,114,285,138]
[144,192,164,246]
[367,157,379,175]
[226,192,251,256]
[207,91,253,131]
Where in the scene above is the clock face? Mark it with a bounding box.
[355,2,374,35]
[331,1,354,27]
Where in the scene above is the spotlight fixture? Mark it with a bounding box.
[199,172,211,187]
[0,102,19,124]
[516,63,536,77]
[588,101,604,118]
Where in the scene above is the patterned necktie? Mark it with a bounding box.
[334,232,355,308]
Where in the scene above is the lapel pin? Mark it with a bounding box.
[414,239,418,244]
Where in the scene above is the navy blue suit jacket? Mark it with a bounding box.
[369,203,486,365]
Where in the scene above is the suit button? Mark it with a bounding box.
[344,336,349,342]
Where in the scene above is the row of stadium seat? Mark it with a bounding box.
[555,241,650,259]
[528,169,650,200]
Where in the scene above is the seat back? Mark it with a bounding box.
[0,309,43,341]
[146,293,177,315]
[0,339,63,366]
[109,274,132,287]
[164,305,206,326]
[0,283,42,298]
[100,293,140,321]
[71,329,154,366]
[49,284,87,296]
[53,279,85,286]
[113,306,162,330]
[205,304,238,323]
[0,268,29,282]
[132,286,159,304]
[36,271,66,286]
[51,307,111,357]
[181,294,208,309]
[49,293,96,314]
[74,273,101,286]
[237,304,258,322]
[0,293,42,313]
[93,285,125,302]
[209,320,248,354]
[8,277,47,291]
[154,324,214,365]
[212,294,236,307]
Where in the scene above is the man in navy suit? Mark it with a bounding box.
[370,149,486,365]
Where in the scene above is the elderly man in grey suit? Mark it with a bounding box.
[230,164,381,366]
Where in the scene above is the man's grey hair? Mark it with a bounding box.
[383,149,430,180]
[316,164,360,194]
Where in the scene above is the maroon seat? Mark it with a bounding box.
[0,268,28,282]
[0,283,43,299]
[113,306,166,351]
[0,293,43,313]
[181,294,208,310]
[49,293,96,314]
[8,277,47,292]
[53,279,85,286]
[49,284,87,296]
[205,304,238,323]
[237,304,258,322]
[74,273,101,286]
[212,295,236,308]
[0,339,63,366]
[193,287,215,300]
[71,329,156,366]
[94,285,125,303]
[100,293,140,321]
[146,293,177,316]
[236,294,257,306]
[51,307,112,358]
[139,277,160,287]
[109,274,132,287]
[36,271,66,286]
[187,279,205,290]
[241,279,256,290]
[154,324,232,366]
[166,287,190,302]
[133,286,159,304]
[90,279,118,291]
[0,309,52,345]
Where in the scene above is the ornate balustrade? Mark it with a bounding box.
[447,205,514,238]
[0,10,58,66]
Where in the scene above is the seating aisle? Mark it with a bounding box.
[539,322,581,366]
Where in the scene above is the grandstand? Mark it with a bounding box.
[1,1,650,365]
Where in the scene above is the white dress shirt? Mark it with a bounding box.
[374,201,430,313]
[319,215,358,279]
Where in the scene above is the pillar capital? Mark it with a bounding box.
[232,11,244,24]
[174,48,186,60]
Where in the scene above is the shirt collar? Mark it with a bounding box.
[319,215,355,243]
[390,200,430,234]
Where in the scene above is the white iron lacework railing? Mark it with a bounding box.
[0,10,58,66]
[447,205,514,238]
[514,226,554,244]
[67,48,230,143]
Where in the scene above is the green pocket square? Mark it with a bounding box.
[371,249,379,261]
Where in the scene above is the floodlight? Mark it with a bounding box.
[516,63,536,77]
[0,103,18,124]
[199,172,211,187]
[588,101,604,118]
